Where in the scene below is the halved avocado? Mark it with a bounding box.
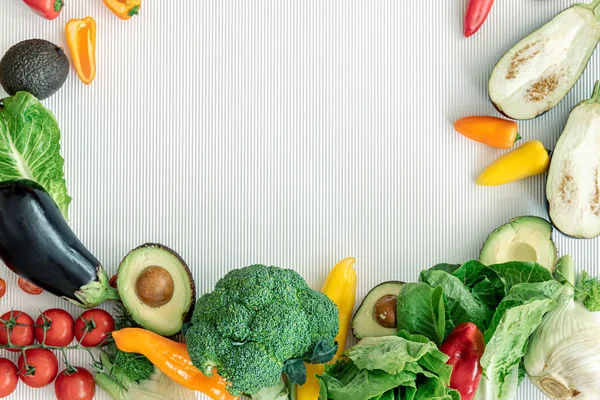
[352,281,404,339]
[117,243,196,336]
[479,216,557,272]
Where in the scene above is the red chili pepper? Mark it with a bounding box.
[22,0,64,20]
[439,322,485,400]
[464,0,495,37]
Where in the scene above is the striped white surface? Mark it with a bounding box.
[0,0,598,398]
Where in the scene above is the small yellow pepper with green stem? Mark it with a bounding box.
[476,140,550,186]
[297,257,357,399]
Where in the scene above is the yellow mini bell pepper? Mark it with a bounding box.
[476,140,550,186]
[297,257,357,400]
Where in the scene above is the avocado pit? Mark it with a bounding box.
[374,294,397,328]
[135,265,174,308]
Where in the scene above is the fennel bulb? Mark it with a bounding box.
[524,255,600,399]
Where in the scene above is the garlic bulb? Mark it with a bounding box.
[524,255,600,399]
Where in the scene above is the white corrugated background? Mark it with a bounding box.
[0,0,598,398]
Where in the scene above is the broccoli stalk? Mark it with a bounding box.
[184,264,339,396]
[250,375,295,400]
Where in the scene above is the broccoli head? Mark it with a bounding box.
[184,264,339,396]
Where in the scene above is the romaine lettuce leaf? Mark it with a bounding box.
[420,269,493,334]
[347,335,438,375]
[396,283,445,346]
[318,332,458,400]
[0,92,71,218]
[479,281,563,400]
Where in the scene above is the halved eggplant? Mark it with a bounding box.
[489,1,600,120]
[0,180,118,307]
[547,82,600,238]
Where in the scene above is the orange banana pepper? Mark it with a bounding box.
[454,116,520,149]
[112,328,239,400]
[102,0,141,20]
[65,17,97,85]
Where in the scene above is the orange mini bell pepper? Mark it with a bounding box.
[65,17,97,85]
[455,116,520,149]
[102,0,141,20]
[112,328,239,400]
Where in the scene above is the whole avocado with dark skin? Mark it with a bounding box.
[0,39,69,100]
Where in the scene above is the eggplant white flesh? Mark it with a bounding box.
[489,1,600,120]
[546,82,600,238]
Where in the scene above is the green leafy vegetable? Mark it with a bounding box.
[396,283,445,346]
[396,260,563,400]
[370,390,395,400]
[575,271,600,311]
[479,285,561,400]
[95,302,155,398]
[317,332,458,400]
[420,269,493,334]
[0,92,71,218]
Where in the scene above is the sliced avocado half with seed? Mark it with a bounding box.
[480,216,557,272]
[117,243,196,336]
[352,281,404,340]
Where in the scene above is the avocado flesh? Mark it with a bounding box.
[547,83,600,239]
[117,243,195,336]
[488,4,600,120]
[352,281,403,340]
[480,216,557,272]
[0,39,69,101]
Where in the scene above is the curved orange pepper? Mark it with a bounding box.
[102,0,141,20]
[112,328,239,400]
[65,17,97,85]
[454,116,520,149]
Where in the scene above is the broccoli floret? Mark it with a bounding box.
[185,264,339,396]
[250,302,310,360]
[298,289,339,352]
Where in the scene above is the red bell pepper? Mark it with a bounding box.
[22,0,64,20]
[439,322,485,400]
[464,0,495,37]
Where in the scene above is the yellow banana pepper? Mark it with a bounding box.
[297,257,357,400]
[476,140,550,186]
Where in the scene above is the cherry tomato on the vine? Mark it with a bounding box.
[54,367,95,400]
[0,358,17,398]
[17,348,58,388]
[74,309,114,347]
[35,309,75,347]
[0,279,6,299]
[0,310,34,351]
